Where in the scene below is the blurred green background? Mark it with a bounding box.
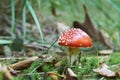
[0,0,120,50]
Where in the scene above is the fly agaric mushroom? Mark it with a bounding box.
[58,28,92,65]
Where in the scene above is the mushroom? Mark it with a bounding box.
[58,28,92,65]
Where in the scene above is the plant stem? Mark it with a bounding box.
[11,0,15,38]
[78,51,82,64]
[69,54,72,66]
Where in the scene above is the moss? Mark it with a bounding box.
[109,52,120,65]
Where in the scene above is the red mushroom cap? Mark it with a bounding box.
[58,28,92,47]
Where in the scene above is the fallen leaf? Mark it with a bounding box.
[10,56,38,70]
[93,62,120,77]
[0,64,13,80]
[48,72,59,80]
[65,68,78,80]
[99,49,113,55]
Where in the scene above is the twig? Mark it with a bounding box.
[20,71,57,76]
[0,57,31,61]
[43,37,58,53]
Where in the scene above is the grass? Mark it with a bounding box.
[26,0,44,42]
[1,0,120,80]
[0,52,120,79]
[109,52,120,65]
[11,0,15,38]
[10,0,44,44]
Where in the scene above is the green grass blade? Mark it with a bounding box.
[22,1,27,39]
[0,40,12,44]
[26,0,44,42]
[11,0,15,37]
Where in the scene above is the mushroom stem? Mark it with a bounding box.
[68,47,79,65]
